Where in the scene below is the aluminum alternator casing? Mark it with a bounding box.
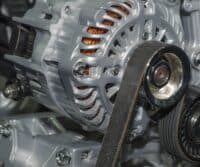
[5,0,184,131]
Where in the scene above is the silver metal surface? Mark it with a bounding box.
[70,0,183,130]
[182,0,200,87]
[0,117,100,167]
[147,53,184,100]
[0,0,200,166]
[3,0,184,131]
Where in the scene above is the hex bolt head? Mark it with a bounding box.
[111,66,120,76]
[3,84,20,100]
[64,6,71,14]
[0,124,11,138]
[56,149,71,166]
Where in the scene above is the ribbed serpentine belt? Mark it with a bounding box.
[96,41,190,167]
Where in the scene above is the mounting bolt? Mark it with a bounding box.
[56,149,71,166]
[0,124,11,138]
[3,79,29,100]
[64,6,71,15]
[3,83,21,100]
[151,63,171,87]
[111,66,120,76]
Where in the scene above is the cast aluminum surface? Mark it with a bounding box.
[0,117,100,167]
[0,0,200,167]
[71,0,183,128]
[4,0,184,131]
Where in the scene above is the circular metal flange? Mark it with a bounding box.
[67,0,184,129]
[144,45,190,108]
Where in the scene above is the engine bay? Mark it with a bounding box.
[0,0,200,166]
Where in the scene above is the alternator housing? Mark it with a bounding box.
[2,0,184,131]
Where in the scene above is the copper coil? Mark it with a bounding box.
[82,37,101,45]
[106,10,122,20]
[102,19,114,26]
[87,27,108,34]
[111,5,129,15]
[80,49,98,56]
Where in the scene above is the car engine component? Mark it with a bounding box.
[0,0,39,117]
[0,0,199,167]
[0,0,188,131]
[96,41,190,167]
[159,86,200,163]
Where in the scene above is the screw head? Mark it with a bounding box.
[111,66,120,76]
[56,149,71,166]
[64,6,71,14]
[0,124,11,138]
[152,63,171,87]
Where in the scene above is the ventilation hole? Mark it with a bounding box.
[161,35,167,42]
[80,101,96,110]
[121,32,126,38]
[87,27,108,34]
[129,26,134,32]
[84,108,101,120]
[105,83,118,104]
[103,67,108,73]
[41,12,53,20]
[77,92,93,100]
[102,19,114,26]
[106,10,122,20]
[111,5,129,15]
[123,2,132,8]
[106,84,114,92]
[73,63,91,77]
[80,49,98,56]
[77,86,89,90]
[110,93,117,103]
[114,40,121,47]
[108,50,116,57]
[82,37,101,45]
[155,27,159,36]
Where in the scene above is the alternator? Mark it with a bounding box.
[0,0,185,131]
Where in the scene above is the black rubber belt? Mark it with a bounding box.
[96,41,167,167]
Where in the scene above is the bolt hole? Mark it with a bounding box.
[41,12,53,20]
